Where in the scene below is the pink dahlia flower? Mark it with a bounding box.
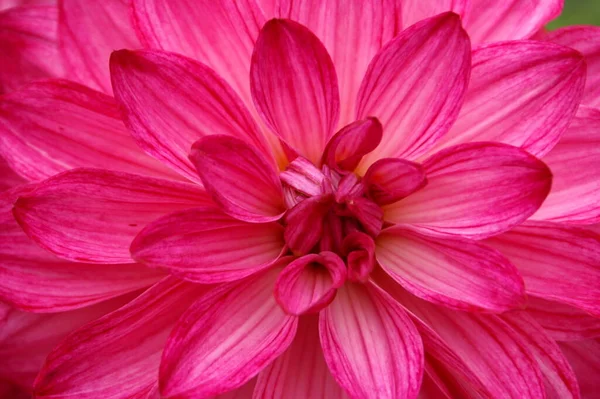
[0,0,599,398]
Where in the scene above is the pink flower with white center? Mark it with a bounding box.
[0,0,599,398]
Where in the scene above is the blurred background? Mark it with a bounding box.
[550,0,600,28]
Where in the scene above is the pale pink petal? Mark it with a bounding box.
[376,227,526,312]
[533,107,600,224]
[363,158,426,206]
[527,297,600,341]
[0,80,179,181]
[319,282,423,399]
[323,118,383,173]
[430,41,586,157]
[502,312,580,399]
[356,12,470,166]
[378,277,546,399]
[384,143,552,239]
[60,0,140,93]
[280,156,326,197]
[463,0,563,45]
[278,0,401,125]
[160,268,297,398]
[131,207,284,283]
[0,6,63,93]
[485,221,600,317]
[274,252,346,315]
[0,156,25,191]
[254,315,347,398]
[189,135,284,222]
[34,278,208,399]
[559,339,600,398]
[401,0,468,28]
[545,26,600,107]
[251,19,339,164]
[341,232,376,283]
[110,49,271,182]
[13,169,211,263]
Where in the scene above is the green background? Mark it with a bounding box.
[549,0,600,28]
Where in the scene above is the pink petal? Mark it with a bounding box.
[13,169,210,263]
[189,135,284,223]
[34,278,208,399]
[527,297,600,341]
[532,106,600,224]
[558,339,600,398]
[323,118,383,173]
[160,268,298,398]
[280,156,326,197]
[278,0,401,125]
[0,0,54,12]
[545,26,600,107]
[341,232,376,283]
[284,195,332,255]
[319,282,423,399]
[0,6,63,93]
[131,207,284,283]
[274,252,346,315]
[485,221,600,317]
[378,278,546,399]
[363,158,427,206]
[376,227,526,312]
[463,0,563,45]
[0,80,179,181]
[502,312,580,399]
[356,12,470,165]
[250,19,340,164]
[401,0,468,28]
[430,41,585,157]
[254,315,347,398]
[384,142,552,239]
[60,0,140,93]
[214,379,257,399]
[110,49,272,183]
[0,156,24,191]
[0,186,162,312]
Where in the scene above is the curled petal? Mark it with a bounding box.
[323,118,383,172]
[363,158,426,205]
[341,232,376,283]
[284,195,332,255]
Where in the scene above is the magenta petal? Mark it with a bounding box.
[251,19,340,164]
[319,283,423,399]
[559,339,600,399]
[356,12,470,164]
[323,118,383,173]
[274,252,346,315]
[341,232,376,283]
[401,0,468,28]
[527,297,600,341]
[131,207,284,284]
[284,195,332,255]
[159,268,298,398]
[34,278,208,399]
[385,142,552,239]
[363,158,426,205]
[189,135,285,223]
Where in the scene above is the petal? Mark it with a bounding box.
[13,169,210,263]
[278,0,402,125]
[0,5,63,93]
[485,221,600,317]
[159,268,298,398]
[0,0,54,11]
[284,195,332,255]
[251,19,340,164]
[376,227,526,312]
[545,26,600,107]
[526,297,600,341]
[533,106,600,224]
[254,315,347,398]
[274,252,346,315]
[341,232,376,283]
[502,312,580,399]
[0,80,178,181]
[34,278,208,399]
[401,0,468,28]
[463,0,563,45]
[558,339,600,398]
[323,118,383,173]
[430,41,586,157]
[0,156,25,191]
[378,278,546,399]
[363,158,427,206]
[59,0,140,93]
[215,379,256,399]
[356,12,470,165]
[189,135,284,222]
[110,49,272,182]
[319,283,424,399]
[384,142,552,239]
[131,207,284,283]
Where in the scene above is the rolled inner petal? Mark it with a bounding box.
[363,158,427,205]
